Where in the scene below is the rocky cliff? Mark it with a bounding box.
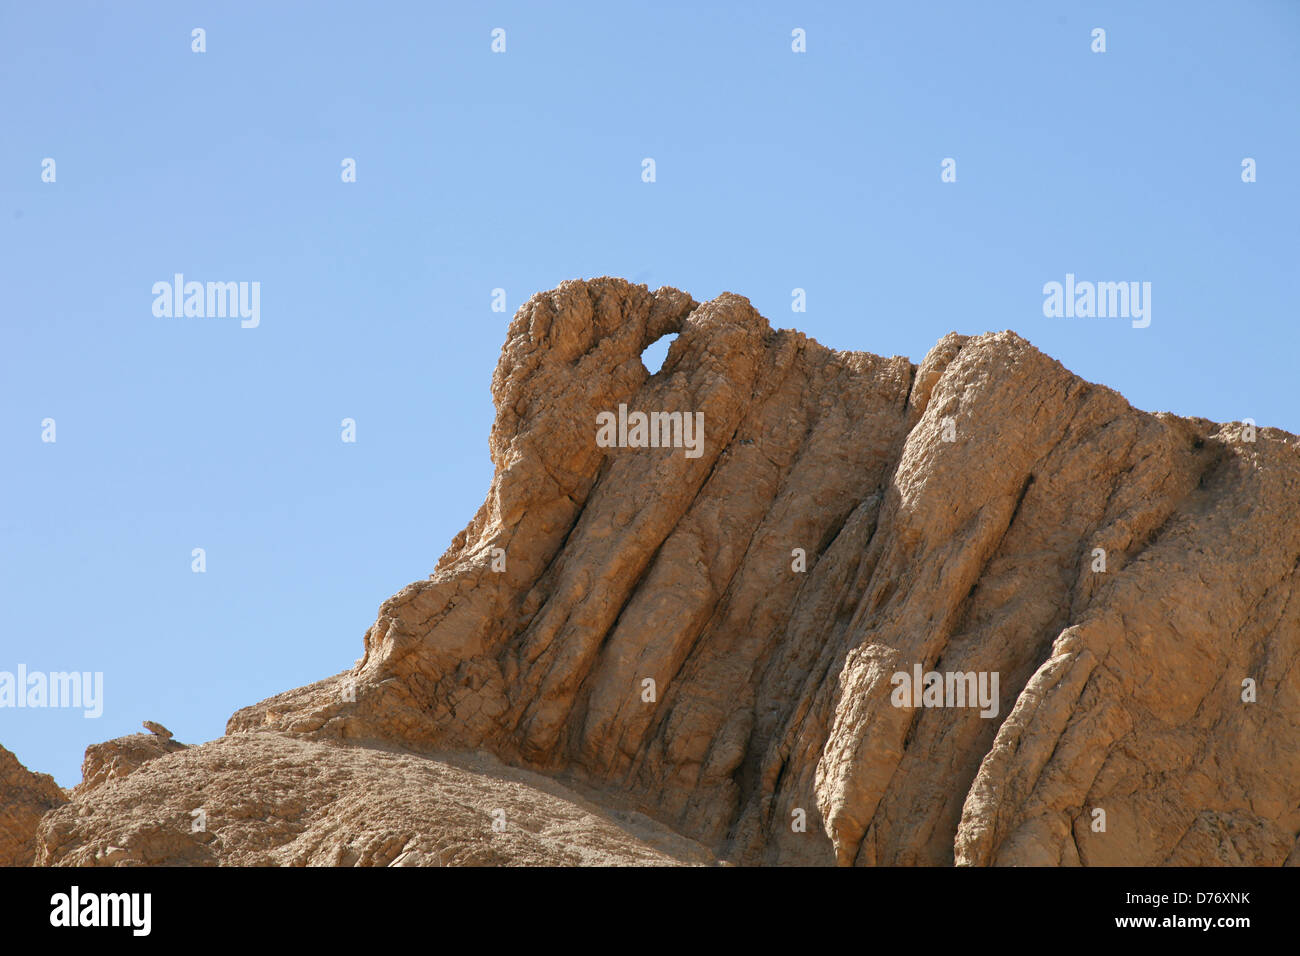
[8,277,1300,866]
[0,744,67,866]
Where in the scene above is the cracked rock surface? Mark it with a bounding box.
[9,278,1300,866]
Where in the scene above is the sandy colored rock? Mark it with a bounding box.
[75,732,189,797]
[141,720,172,740]
[0,744,67,866]
[16,277,1300,866]
[37,733,712,866]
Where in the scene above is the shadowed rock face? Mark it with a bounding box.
[15,277,1300,866]
[0,745,67,866]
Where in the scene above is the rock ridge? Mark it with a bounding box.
[12,277,1300,866]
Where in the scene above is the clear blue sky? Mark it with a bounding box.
[2,1,1297,786]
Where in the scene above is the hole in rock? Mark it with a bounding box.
[641,333,678,375]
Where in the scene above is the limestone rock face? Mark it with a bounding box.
[0,744,67,866]
[218,277,1300,866]
[18,277,1300,865]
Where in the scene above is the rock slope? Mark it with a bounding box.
[35,734,711,866]
[9,277,1300,866]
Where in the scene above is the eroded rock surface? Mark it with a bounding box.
[37,734,711,866]
[0,744,67,866]
[75,732,190,797]
[17,277,1300,866]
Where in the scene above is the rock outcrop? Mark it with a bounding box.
[14,277,1300,866]
[141,720,173,740]
[75,732,189,797]
[0,744,67,866]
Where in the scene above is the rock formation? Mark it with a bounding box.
[75,731,189,797]
[35,734,710,866]
[0,744,67,866]
[141,720,173,740]
[7,277,1300,866]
